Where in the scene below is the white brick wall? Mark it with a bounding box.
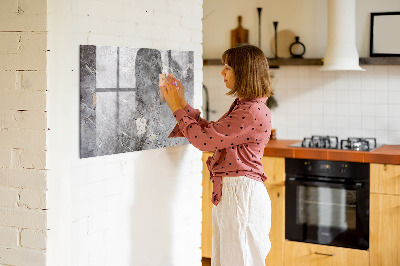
[46,0,203,266]
[0,0,48,265]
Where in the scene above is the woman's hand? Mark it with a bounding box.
[160,75,186,113]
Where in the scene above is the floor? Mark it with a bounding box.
[202,257,211,266]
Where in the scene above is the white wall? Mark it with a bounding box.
[203,0,400,145]
[0,0,48,265]
[203,0,400,58]
[46,0,203,265]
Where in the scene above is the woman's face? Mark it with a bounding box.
[220,64,235,89]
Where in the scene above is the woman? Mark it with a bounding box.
[161,44,273,266]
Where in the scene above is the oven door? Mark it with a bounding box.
[285,177,369,250]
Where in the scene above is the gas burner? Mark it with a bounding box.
[290,136,380,151]
[340,137,377,151]
[301,135,339,149]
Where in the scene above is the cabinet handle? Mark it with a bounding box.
[314,252,335,257]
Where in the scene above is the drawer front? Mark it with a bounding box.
[284,241,369,266]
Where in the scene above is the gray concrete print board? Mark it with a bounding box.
[79,45,194,158]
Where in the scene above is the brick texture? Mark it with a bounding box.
[0,0,47,264]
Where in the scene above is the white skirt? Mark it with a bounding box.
[212,176,271,266]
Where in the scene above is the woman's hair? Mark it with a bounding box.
[221,44,273,99]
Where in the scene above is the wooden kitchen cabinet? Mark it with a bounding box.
[262,156,285,266]
[264,184,285,266]
[370,163,400,195]
[370,163,400,266]
[201,154,286,266]
[202,152,213,258]
[284,241,369,266]
[370,193,400,266]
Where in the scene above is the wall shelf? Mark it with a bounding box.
[203,57,400,67]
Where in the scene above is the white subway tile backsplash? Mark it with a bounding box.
[374,78,388,91]
[362,116,375,130]
[203,65,400,144]
[361,104,374,117]
[374,130,389,144]
[336,115,348,129]
[336,90,349,103]
[323,103,336,115]
[388,117,400,131]
[388,131,400,143]
[336,103,349,116]
[388,76,400,91]
[375,117,389,129]
[286,77,299,89]
[298,77,311,89]
[348,116,362,129]
[388,104,400,117]
[388,65,400,76]
[388,91,400,104]
[374,90,388,104]
[349,128,362,137]
[348,90,362,103]
[285,66,298,77]
[374,65,388,77]
[361,90,374,103]
[375,104,389,117]
[298,66,311,78]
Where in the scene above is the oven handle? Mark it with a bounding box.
[286,177,364,189]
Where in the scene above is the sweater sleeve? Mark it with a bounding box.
[169,104,211,138]
[172,106,257,152]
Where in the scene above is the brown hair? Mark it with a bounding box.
[221,44,273,99]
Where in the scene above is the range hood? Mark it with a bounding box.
[320,0,365,71]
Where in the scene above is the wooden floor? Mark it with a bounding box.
[202,257,211,266]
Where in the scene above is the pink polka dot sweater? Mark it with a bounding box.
[169,97,272,206]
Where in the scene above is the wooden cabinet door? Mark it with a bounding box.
[284,241,369,266]
[262,156,285,186]
[370,163,400,195]
[201,152,213,258]
[370,193,400,266]
[264,184,284,266]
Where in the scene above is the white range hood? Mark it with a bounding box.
[320,0,365,71]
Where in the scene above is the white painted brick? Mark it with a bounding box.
[19,189,46,209]
[0,187,19,208]
[20,149,46,170]
[87,212,109,233]
[0,12,46,32]
[18,0,47,15]
[16,70,47,91]
[0,208,46,230]
[0,71,16,91]
[0,90,46,111]
[0,149,11,169]
[0,226,19,247]
[0,129,46,150]
[20,229,46,249]
[0,247,45,266]
[0,169,47,189]
[0,110,47,130]
[0,32,47,71]
[0,32,20,54]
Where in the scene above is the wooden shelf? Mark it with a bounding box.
[203,58,323,67]
[203,57,400,67]
[359,57,400,65]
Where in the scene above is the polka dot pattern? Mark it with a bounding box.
[169,97,272,206]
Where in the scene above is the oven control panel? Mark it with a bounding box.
[286,158,369,180]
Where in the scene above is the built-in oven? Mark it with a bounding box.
[285,158,370,250]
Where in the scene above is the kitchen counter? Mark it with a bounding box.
[263,139,400,164]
